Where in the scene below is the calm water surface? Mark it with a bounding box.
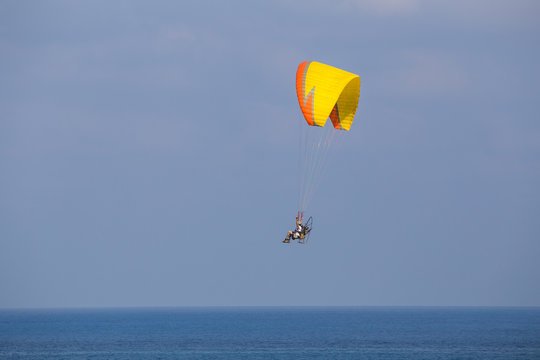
[1,307,539,359]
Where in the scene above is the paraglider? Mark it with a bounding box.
[283,61,360,244]
[283,212,312,244]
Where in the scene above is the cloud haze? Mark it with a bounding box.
[1,0,539,308]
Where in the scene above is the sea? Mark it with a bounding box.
[1,307,539,359]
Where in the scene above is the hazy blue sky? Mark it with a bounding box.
[1,0,539,308]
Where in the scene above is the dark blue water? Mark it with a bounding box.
[1,307,539,359]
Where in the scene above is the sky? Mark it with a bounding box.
[1,0,539,308]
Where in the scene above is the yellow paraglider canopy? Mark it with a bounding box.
[296,61,360,131]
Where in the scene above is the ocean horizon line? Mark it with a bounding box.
[2,305,539,311]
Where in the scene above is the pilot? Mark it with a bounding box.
[283,213,304,243]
